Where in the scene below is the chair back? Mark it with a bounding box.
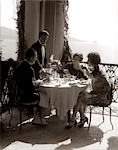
[90,83,113,107]
[107,83,113,105]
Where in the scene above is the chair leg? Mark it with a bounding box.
[0,113,4,134]
[88,106,92,131]
[19,108,22,131]
[102,107,105,122]
[8,108,13,128]
[109,107,113,130]
[34,106,39,119]
[27,108,31,121]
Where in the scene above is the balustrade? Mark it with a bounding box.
[1,61,118,102]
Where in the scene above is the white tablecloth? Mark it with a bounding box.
[39,80,88,120]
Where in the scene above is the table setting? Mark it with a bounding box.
[35,67,89,87]
[34,66,90,120]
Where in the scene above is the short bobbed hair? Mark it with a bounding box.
[87,52,101,65]
[73,53,83,62]
[25,48,36,60]
[39,30,49,38]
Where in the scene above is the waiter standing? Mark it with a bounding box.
[31,30,49,79]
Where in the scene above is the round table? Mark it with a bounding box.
[39,79,88,120]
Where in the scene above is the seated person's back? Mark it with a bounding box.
[14,48,38,103]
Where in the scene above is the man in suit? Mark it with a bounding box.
[15,48,48,125]
[31,30,49,79]
[14,48,38,103]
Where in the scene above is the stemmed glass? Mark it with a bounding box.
[63,69,70,82]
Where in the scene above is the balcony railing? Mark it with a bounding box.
[1,60,118,102]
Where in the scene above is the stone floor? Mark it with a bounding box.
[0,103,118,150]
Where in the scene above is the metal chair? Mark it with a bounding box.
[0,62,40,132]
[3,79,40,131]
[15,87,40,131]
[88,84,114,130]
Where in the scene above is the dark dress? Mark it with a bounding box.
[79,71,111,106]
[64,63,87,79]
[14,60,36,103]
[87,73,111,106]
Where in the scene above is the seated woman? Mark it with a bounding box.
[64,53,87,79]
[70,52,111,127]
[14,48,49,125]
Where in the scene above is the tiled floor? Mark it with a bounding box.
[0,104,118,150]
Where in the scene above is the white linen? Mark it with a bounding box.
[39,79,88,120]
[41,45,45,66]
[39,92,50,108]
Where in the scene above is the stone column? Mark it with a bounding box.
[24,0,65,61]
[39,0,46,30]
[54,1,65,60]
[0,50,1,99]
[44,1,56,62]
[44,0,65,61]
[24,0,40,48]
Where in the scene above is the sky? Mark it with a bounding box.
[1,0,17,30]
[68,0,118,44]
[0,0,18,60]
[1,0,118,63]
[68,0,118,63]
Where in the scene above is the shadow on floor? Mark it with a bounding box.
[107,136,118,150]
[1,116,103,150]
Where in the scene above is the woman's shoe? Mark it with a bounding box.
[65,120,77,129]
[78,116,88,128]
[74,120,77,128]
[65,124,72,129]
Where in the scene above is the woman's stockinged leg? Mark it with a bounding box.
[78,92,87,119]
[66,92,87,128]
[79,105,86,119]
[71,92,86,121]
[78,105,88,127]
[71,102,80,121]
[65,102,80,128]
